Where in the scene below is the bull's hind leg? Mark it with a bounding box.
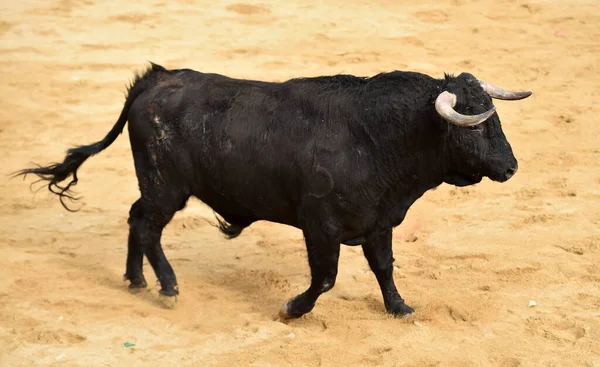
[125,149,189,308]
[124,199,148,291]
[362,228,414,317]
[128,194,188,308]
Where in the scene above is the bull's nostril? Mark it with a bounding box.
[506,165,518,178]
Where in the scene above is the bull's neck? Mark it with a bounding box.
[374,123,446,229]
[357,101,446,191]
[380,127,445,198]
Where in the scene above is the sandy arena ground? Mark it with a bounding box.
[1,0,599,366]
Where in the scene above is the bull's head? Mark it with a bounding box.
[434,72,531,187]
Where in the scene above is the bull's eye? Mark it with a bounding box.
[468,125,483,132]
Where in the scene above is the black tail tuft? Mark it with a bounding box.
[15,62,168,211]
[14,144,104,211]
[214,216,246,239]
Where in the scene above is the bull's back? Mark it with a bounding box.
[140,71,308,225]
[127,70,365,227]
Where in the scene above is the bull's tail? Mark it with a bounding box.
[15,62,167,211]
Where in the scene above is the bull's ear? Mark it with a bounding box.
[458,73,479,83]
[457,72,477,82]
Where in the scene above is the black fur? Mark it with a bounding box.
[214,215,245,239]
[17,63,528,317]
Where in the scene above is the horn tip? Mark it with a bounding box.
[515,90,533,100]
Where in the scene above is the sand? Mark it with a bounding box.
[1,0,599,366]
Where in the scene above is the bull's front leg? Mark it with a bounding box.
[279,224,341,319]
[362,228,414,317]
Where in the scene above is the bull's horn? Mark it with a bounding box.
[435,91,496,127]
[478,79,532,100]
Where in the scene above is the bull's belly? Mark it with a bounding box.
[194,188,378,240]
[193,186,300,226]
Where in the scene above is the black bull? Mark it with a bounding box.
[17,63,531,318]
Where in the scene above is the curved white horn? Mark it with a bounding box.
[435,91,496,127]
[478,80,532,100]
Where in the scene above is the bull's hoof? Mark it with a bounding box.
[278,296,314,319]
[124,274,147,293]
[279,298,298,319]
[128,285,146,294]
[158,293,178,309]
[387,302,415,318]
